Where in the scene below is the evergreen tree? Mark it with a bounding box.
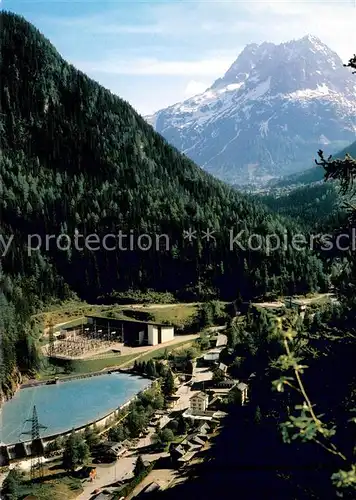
[134,455,146,476]
[146,359,157,378]
[140,361,147,375]
[126,410,147,438]
[2,469,23,500]
[108,424,127,442]
[176,414,188,435]
[84,425,100,451]
[254,406,262,425]
[162,369,175,397]
[62,430,90,471]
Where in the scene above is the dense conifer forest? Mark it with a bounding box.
[259,183,345,229]
[256,144,356,229]
[266,140,356,189]
[0,12,331,395]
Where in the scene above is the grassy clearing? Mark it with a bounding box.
[70,354,140,373]
[34,300,200,331]
[71,338,197,370]
[20,475,82,500]
[38,353,141,379]
[139,304,199,329]
[137,339,196,363]
[34,301,135,329]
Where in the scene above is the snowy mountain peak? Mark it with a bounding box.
[284,34,341,64]
[212,41,276,90]
[148,36,356,185]
[211,35,347,96]
[303,34,321,42]
[299,34,330,49]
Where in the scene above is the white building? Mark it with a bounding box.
[237,382,249,405]
[190,392,209,412]
[218,362,228,374]
[100,441,127,458]
[147,324,174,346]
[203,349,221,363]
[216,334,228,348]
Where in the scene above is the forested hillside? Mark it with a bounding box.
[154,300,356,499]
[256,142,356,228]
[259,183,346,229]
[268,140,356,189]
[0,12,329,395]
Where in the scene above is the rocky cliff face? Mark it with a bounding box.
[0,367,23,404]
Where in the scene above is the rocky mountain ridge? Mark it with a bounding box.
[147,35,356,185]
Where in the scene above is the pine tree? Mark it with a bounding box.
[254,406,262,425]
[146,359,157,378]
[84,425,99,451]
[62,430,90,471]
[134,455,146,476]
[141,361,147,375]
[162,369,175,397]
[2,469,23,500]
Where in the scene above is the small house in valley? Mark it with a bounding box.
[190,392,209,412]
[284,297,306,313]
[169,426,212,467]
[218,362,228,374]
[237,382,248,405]
[210,378,249,405]
[203,350,221,363]
[98,441,127,459]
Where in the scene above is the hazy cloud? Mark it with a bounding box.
[76,56,233,77]
[184,80,209,97]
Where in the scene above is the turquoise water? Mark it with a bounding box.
[1,373,149,445]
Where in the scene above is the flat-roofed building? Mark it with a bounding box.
[85,315,174,346]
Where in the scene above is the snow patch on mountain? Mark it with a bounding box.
[225,83,244,91]
[259,114,275,138]
[287,83,330,99]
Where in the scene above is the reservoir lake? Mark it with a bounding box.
[1,372,149,445]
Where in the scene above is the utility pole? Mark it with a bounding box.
[21,406,47,480]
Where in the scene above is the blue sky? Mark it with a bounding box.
[4,1,356,115]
